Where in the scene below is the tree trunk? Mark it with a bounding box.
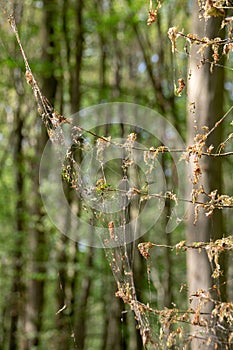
[101,279,125,350]
[24,1,58,347]
[74,244,94,349]
[70,0,84,114]
[186,2,226,348]
[9,79,25,350]
[8,4,25,348]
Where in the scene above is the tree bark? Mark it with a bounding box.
[9,77,25,350]
[70,0,84,114]
[186,2,226,348]
[24,1,58,348]
[8,4,25,348]
[74,244,94,349]
[101,280,125,350]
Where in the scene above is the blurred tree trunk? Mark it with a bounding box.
[101,279,125,350]
[186,2,226,349]
[70,0,84,114]
[55,220,72,349]
[24,179,47,350]
[24,0,58,348]
[67,1,88,348]
[94,0,108,101]
[9,73,25,350]
[8,4,25,349]
[74,244,94,349]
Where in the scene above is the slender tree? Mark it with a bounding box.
[8,4,26,349]
[24,0,58,347]
[9,71,25,350]
[186,2,226,348]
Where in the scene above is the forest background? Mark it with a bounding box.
[0,0,233,349]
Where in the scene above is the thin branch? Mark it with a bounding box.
[203,151,233,157]
[7,14,71,145]
[205,105,233,139]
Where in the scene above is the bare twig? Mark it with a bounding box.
[8,14,71,144]
[205,105,233,139]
